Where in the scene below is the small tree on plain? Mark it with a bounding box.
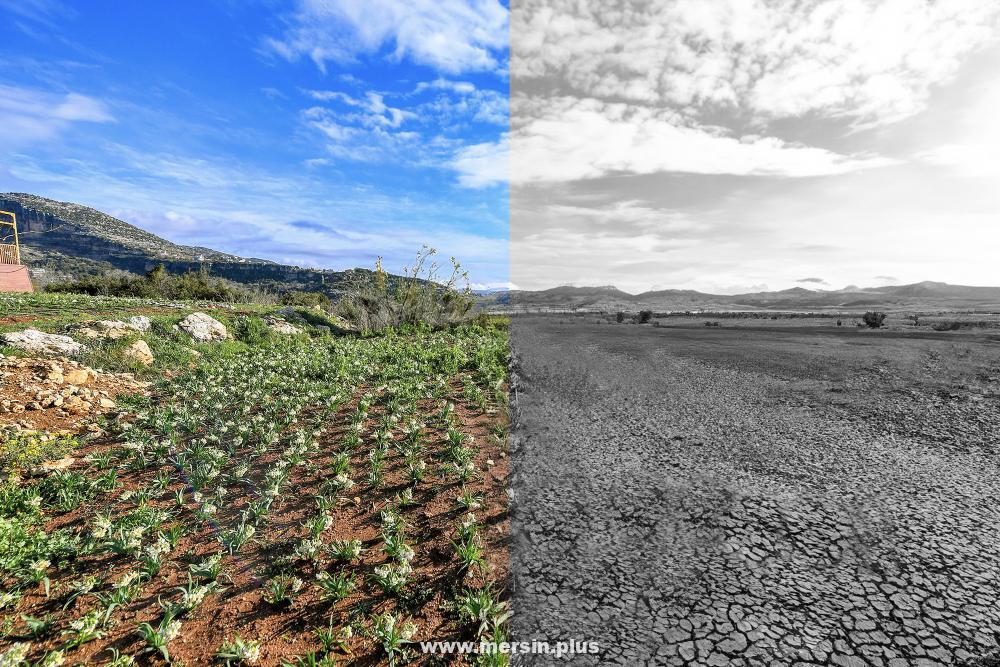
[862,311,887,328]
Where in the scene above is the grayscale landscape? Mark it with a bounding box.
[509,315,1000,666]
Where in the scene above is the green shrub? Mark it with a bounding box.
[638,310,653,324]
[232,316,272,345]
[279,290,332,309]
[336,247,475,332]
[45,265,274,304]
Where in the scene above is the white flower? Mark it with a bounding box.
[0,643,31,667]
[162,620,182,642]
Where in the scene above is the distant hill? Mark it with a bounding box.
[1,193,379,296]
[505,281,1000,312]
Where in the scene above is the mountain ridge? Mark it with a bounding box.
[505,280,1000,312]
[1,192,376,296]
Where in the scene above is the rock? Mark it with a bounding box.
[98,398,116,409]
[31,457,76,476]
[93,320,134,339]
[177,312,229,343]
[123,340,154,366]
[63,395,86,414]
[264,316,302,335]
[126,316,152,332]
[63,369,92,386]
[2,329,84,356]
[276,306,306,322]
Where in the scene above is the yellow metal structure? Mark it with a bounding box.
[0,211,20,265]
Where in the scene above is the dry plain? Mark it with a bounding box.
[509,315,1000,666]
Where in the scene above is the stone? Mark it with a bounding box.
[126,315,152,332]
[123,339,155,366]
[98,398,116,409]
[32,457,76,475]
[63,369,92,386]
[93,320,134,339]
[2,329,84,356]
[264,316,302,335]
[177,312,229,343]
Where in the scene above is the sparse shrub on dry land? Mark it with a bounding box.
[933,321,963,331]
[336,246,475,332]
[862,311,887,328]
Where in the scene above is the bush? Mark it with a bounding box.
[862,311,887,328]
[45,265,274,304]
[336,247,475,332]
[232,316,273,345]
[279,290,332,309]
[638,310,653,324]
[615,312,625,323]
[932,321,962,331]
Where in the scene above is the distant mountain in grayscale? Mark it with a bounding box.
[503,281,1000,312]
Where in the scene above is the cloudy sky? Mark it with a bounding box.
[510,0,1000,293]
[0,0,509,288]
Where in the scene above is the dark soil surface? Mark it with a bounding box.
[509,316,1000,666]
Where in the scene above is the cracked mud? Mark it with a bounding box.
[509,317,1000,666]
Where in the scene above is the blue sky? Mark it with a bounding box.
[0,0,510,288]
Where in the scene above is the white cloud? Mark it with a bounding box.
[267,0,508,75]
[451,134,508,188]
[513,0,1000,129]
[416,78,478,95]
[511,97,894,183]
[916,75,1000,179]
[0,84,113,144]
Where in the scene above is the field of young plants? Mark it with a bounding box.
[0,294,510,666]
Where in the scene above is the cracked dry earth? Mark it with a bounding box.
[508,317,1000,666]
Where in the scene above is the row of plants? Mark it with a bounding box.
[0,315,509,666]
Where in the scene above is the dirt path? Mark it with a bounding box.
[509,317,1000,666]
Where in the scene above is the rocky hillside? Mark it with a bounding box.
[1,193,376,295]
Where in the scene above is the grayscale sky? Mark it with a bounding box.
[510,0,1000,293]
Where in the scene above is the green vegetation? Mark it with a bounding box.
[44,265,275,304]
[0,430,79,475]
[279,290,333,309]
[336,247,475,332]
[0,290,509,665]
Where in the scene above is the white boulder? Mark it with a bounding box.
[2,329,85,356]
[177,312,228,343]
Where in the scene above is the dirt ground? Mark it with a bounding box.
[508,316,1000,666]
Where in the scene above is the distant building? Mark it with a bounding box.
[0,211,33,293]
